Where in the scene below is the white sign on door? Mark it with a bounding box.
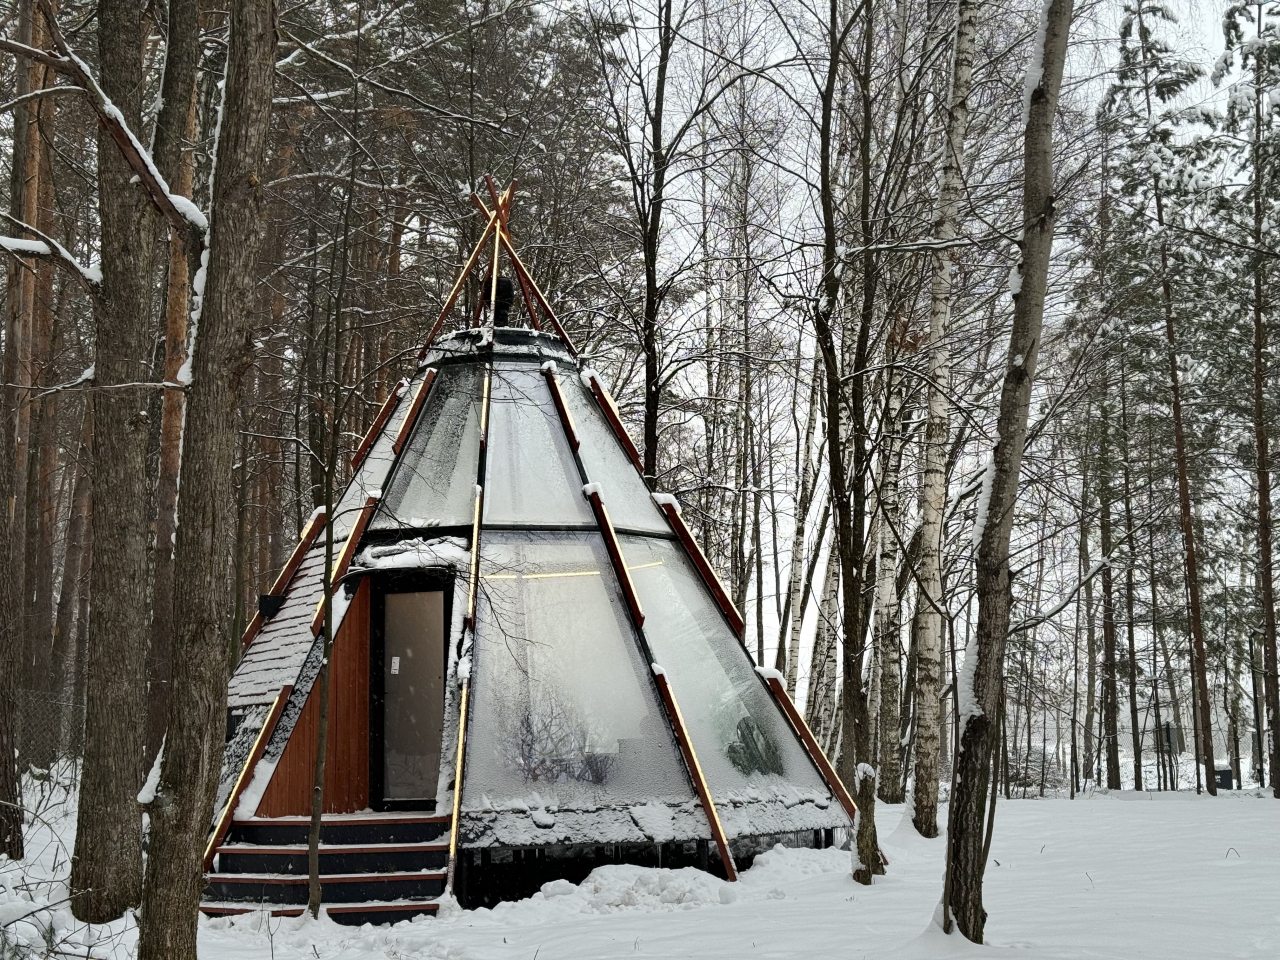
[391,656,401,675]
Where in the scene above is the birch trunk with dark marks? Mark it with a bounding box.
[874,363,906,803]
[912,0,979,838]
[781,356,821,694]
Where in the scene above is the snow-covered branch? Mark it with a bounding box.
[0,217,100,291]
[0,1,210,244]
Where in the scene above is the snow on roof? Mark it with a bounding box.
[354,536,470,572]
[226,368,434,709]
[227,546,328,708]
[425,326,577,366]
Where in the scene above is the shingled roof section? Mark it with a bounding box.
[226,365,430,709]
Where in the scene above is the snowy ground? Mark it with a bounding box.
[3,776,1277,959]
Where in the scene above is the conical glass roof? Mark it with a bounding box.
[367,327,847,845]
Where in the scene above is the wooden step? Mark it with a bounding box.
[227,812,449,846]
[205,869,446,905]
[215,840,448,875]
[200,898,440,926]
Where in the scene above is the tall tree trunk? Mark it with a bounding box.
[19,86,58,769]
[806,556,841,751]
[146,16,202,759]
[640,0,675,490]
[912,0,979,838]
[944,0,1073,939]
[71,0,163,921]
[137,2,277,956]
[0,0,44,857]
[1129,0,1217,795]
[874,363,906,803]
[1118,357,1142,789]
[1099,410,1121,789]
[51,404,93,752]
[1247,13,1280,798]
[781,355,821,694]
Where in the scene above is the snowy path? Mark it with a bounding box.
[196,793,1279,960]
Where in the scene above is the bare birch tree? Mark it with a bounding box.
[944,0,1074,940]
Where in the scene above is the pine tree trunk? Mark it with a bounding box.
[1118,359,1143,789]
[1127,0,1217,796]
[19,88,58,769]
[1099,411,1122,789]
[3,0,48,799]
[1248,25,1280,798]
[137,2,276,955]
[944,0,1073,939]
[50,405,92,752]
[71,0,163,920]
[144,0,203,760]
[0,151,24,850]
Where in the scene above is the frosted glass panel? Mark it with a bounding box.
[622,536,833,809]
[483,366,593,526]
[375,365,483,530]
[561,372,668,534]
[462,533,694,811]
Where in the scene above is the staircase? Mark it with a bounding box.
[201,812,451,926]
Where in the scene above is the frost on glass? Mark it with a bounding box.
[483,365,593,526]
[462,533,694,814]
[622,536,835,820]
[559,372,668,534]
[374,365,482,530]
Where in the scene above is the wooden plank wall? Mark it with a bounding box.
[255,579,371,816]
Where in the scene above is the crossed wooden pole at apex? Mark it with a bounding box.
[416,175,579,361]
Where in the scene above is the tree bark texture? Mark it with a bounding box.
[874,364,906,803]
[145,0,203,760]
[912,0,979,838]
[1248,23,1280,798]
[71,0,162,921]
[944,0,1074,940]
[138,2,277,956]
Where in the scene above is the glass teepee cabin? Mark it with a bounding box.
[202,181,855,924]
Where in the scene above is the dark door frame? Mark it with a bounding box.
[369,568,455,811]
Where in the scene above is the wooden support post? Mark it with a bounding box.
[587,489,646,628]
[542,367,580,451]
[472,193,577,354]
[391,369,437,457]
[203,684,293,870]
[657,500,746,638]
[446,679,470,892]
[447,363,492,894]
[349,378,407,471]
[761,674,858,823]
[584,373,645,472]
[653,670,738,881]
